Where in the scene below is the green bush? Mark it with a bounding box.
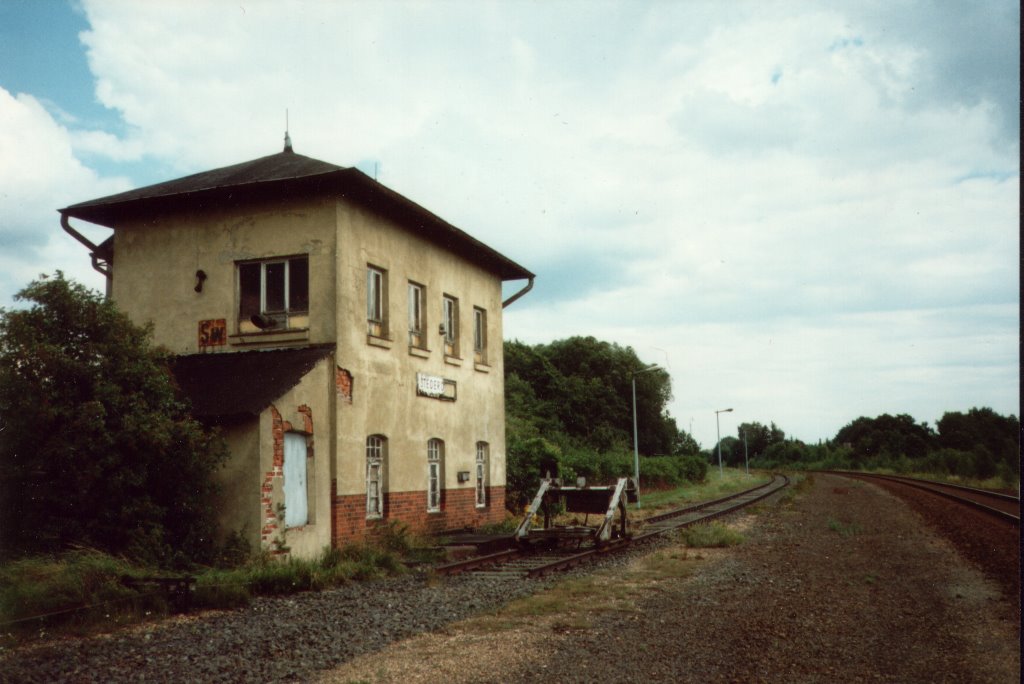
[0,275,227,566]
[506,435,563,509]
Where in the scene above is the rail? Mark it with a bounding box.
[436,474,790,579]
[823,471,1020,526]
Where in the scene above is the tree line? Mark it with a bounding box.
[713,410,1019,482]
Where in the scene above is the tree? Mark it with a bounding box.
[716,436,742,467]
[833,414,936,463]
[672,429,701,456]
[736,421,785,460]
[504,336,679,456]
[0,274,227,565]
[937,408,1019,474]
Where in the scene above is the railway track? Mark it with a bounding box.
[824,471,1020,525]
[436,474,790,579]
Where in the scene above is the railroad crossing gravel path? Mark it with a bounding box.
[322,473,1019,683]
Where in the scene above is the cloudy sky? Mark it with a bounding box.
[0,0,1018,448]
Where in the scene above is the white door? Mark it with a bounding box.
[283,433,308,527]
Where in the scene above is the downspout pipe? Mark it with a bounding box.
[501,276,534,309]
[60,213,110,278]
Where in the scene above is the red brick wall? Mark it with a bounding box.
[331,484,506,546]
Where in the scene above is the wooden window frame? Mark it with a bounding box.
[427,438,444,512]
[366,435,386,518]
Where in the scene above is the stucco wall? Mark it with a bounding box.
[333,199,507,513]
[104,187,512,549]
[215,419,261,551]
[109,196,338,354]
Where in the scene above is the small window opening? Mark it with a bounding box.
[366,435,386,518]
[427,438,444,512]
[473,307,487,364]
[238,256,308,331]
[476,442,488,507]
[367,266,388,337]
[409,282,426,348]
[443,295,459,357]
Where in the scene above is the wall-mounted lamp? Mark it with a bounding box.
[194,269,207,293]
[438,323,447,336]
[457,471,470,483]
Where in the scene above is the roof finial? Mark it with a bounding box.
[283,109,293,153]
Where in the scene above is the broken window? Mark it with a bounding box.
[283,432,309,527]
[366,435,386,518]
[408,281,425,349]
[238,256,309,331]
[476,442,488,507]
[473,307,487,364]
[443,294,459,357]
[427,438,444,512]
[367,265,388,337]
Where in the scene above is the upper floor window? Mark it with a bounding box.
[475,442,488,507]
[238,256,308,331]
[366,434,386,518]
[427,438,444,512]
[367,266,388,338]
[408,281,426,349]
[443,295,459,357]
[473,307,487,364]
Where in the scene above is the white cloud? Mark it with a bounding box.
[0,87,126,305]
[0,0,1016,446]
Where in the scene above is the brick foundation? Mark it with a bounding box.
[331,484,507,546]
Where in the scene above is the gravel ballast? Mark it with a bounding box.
[0,570,563,682]
[2,473,1018,682]
[323,473,1020,683]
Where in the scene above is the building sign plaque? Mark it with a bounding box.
[416,372,456,401]
[198,319,227,349]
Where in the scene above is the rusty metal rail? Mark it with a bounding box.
[436,474,790,579]
[823,471,1020,526]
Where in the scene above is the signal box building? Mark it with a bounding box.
[60,139,533,559]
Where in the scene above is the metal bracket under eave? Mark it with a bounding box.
[501,275,534,309]
[60,213,110,278]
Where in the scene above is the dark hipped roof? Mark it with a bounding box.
[60,149,533,281]
[170,345,335,420]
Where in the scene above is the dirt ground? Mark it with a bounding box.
[319,473,1020,683]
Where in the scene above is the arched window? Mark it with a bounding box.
[427,438,444,512]
[366,435,386,518]
[475,442,489,507]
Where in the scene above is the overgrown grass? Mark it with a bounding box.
[638,468,771,513]
[1,523,434,644]
[681,522,745,548]
[475,514,520,535]
[192,543,403,609]
[0,550,169,640]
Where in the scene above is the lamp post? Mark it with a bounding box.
[715,408,733,477]
[631,363,662,509]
